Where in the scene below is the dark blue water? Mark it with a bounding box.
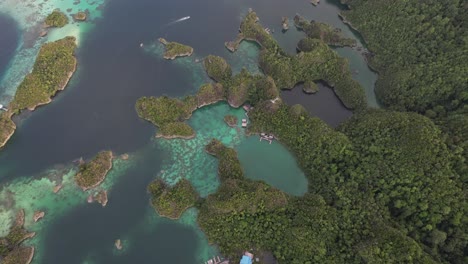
[0,14,19,88]
[0,0,373,262]
[281,82,353,127]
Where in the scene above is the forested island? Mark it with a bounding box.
[145,6,468,263]
[158,38,193,60]
[0,37,77,149]
[75,151,113,191]
[225,10,366,110]
[44,10,68,28]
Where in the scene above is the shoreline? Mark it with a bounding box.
[0,44,78,149]
[76,152,114,191]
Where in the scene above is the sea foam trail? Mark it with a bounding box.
[165,16,191,26]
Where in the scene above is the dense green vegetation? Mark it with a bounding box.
[203,55,232,83]
[10,36,77,112]
[229,10,366,109]
[2,247,34,264]
[0,37,76,149]
[139,6,468,263]
[0,112,15,148]
[294,14,356,47]
[223,115,238,127]
[340,0,467,114]
[0,210,35,262]
[159,38,193,59]
[44,10,68,27]
[75,151,113,190]
[205,139,244,181]
[148,178,198,219]
[157,122,195,139]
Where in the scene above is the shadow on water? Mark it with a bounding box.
[280,82,352,127]
[0,14,20,91]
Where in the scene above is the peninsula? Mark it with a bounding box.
[148,178,198,219]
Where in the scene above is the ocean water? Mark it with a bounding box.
[0,0,377,263]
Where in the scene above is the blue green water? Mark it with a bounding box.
[0,0,377,262]
[236,137,308,196]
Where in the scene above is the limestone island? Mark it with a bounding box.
[223,10,365,109]
[293,14,356,47]
[75,151,113,191]
[44,10,68,28]
[0,37,77,149]
[90,190,108,207]
[302,80,319,94]
[73,11,87,21]
[33,211,45,222]
[224,115,238,127]
[281,17,289,31]
[135,82,225,139]
[311,0,320,6]
[115,239,123,250]
[0,210,36,264]
[148,178,198,219]
[158,38,194,60]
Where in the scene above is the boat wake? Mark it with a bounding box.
[166,16,191,26]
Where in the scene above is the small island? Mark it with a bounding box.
[302,80,319,94]
[148,178,198,219]
[0,112,16,149]
[75,151,113,191]
[281,17,289,31]
[93,190,108,207]
[224,115,238,127]
[158,38,194,60]
[73,11,87,21]
[44,10,68,28]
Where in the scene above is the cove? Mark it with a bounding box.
[281,82,353,127]
[236,136,308,196]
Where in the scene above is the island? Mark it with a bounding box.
[0,37,77,149]
[158,38,194,60]
[44,10,68,28]
[281,17,289,31]
[93,190,108,207]
[302,80,319,94]
[148,178,198,219]
[0,210,36,264]
[293,14,356,47]
[224,115,238,127]
[224,10,365,110]
[74,151,113,191]
[73,11,87,21]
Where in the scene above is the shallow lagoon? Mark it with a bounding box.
[0,0,377,262]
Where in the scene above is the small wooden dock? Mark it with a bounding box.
[260,133,275,144]
[204,256,229,264]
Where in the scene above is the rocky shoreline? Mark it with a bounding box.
[158,38,194,60]
[75,151,113,191]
